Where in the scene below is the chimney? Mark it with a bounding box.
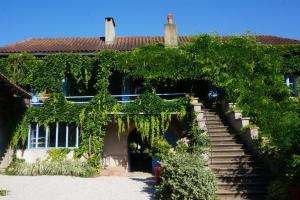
[164,14,178,47]
[105,17,115,44]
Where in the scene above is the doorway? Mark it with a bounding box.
[128,129,152,172]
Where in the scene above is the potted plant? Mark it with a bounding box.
[287,155,300,200]
[148,136,171,174]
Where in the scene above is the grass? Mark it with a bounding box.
[0,189,8,196]
[6,159,94,177]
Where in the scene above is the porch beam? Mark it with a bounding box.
[45,126,49,149]
[76,126,79,148]
[27,125,31,149]
[55,122,59,148]
[66,125,69,148]
[35,124,39,149]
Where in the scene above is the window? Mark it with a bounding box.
[285,75,298,97]
[27,122,79,149]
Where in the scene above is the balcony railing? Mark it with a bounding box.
[30,93,186,106]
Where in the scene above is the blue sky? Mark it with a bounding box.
[0,0,299,46]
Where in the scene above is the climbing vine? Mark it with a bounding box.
[2,34,300,176]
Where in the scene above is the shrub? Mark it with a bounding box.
[0,189,8,196]
[286,154,300,186]
[189,126,209,154]
[267,179,289,200]
[175,139,189,153]
[5,159,94,177]
[155,153,217,200]
[149,136,172,160]
[47,148,70,161]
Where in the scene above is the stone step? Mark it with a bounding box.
[216,174,271,183]
[210,140,240,145]
[207,124,229,128]
[212,167,267,175]
[205,116,222,120]
[205,114,224,118]
[209,152,246,156]
[210,144,244,150]
[209,160,259,168]
[216,189,267,200]
[204,116,223,120]
[208,132,232,136]
[205,121,224,125]
[210,155,252,162]
[217,181,268,191]
[204,108,270,200]
[210,137,237,141]
[210,149,245,156]
[207,127,231,132]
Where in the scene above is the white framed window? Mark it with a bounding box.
[27,122,79,149]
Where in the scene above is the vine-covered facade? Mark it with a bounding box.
[0,16,300,182]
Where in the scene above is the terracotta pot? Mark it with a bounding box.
[154,166,161,185]
[288,187,300,200]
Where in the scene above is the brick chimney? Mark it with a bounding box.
[105,17,115,45]
[164,14,178,47]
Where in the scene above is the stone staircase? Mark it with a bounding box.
[204,109,270,200]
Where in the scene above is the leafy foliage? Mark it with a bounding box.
[0,189,8,196]
[117,91,188,143]
[47,148,70,161]
[188,125,209,154]
[148,136,171,160]
[6,158,93,177]
[3,34,300,180]
[155,153,217,200]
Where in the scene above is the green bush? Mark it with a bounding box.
[0,189,8,196]
[149,136,172,160]
[267,179,289,200]
[47,148,70,161]
[286,154,300,186]
[155,153,217,200]
[188,126,209,154]
[5,159,94,177]
[175,139,189,153]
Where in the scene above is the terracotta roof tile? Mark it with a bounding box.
[0,35,299,54]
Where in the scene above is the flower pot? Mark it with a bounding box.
[152,157,160,174]
[288,186,300,200]
[154,166,161,185]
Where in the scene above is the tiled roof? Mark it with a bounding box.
[0,35,299,54]
[0,73,32,98]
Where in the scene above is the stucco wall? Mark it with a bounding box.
[102,116,182,172]
[102,123,133,171]
[16,117,182,172]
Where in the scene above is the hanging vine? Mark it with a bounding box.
[3,34,300,175]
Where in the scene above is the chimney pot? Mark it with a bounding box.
[164,14,178,47]
[167,14,173,24]
[105,17,116,45]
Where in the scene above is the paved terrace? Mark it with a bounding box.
[0,175,155,200]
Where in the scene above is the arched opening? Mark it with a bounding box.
[128,129,152,172]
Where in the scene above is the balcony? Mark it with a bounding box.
[30,93,186,106]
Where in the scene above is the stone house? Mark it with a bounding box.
[0,16,299,173]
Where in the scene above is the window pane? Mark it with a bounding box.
[58,122,66,147]
[48,123,57,147]
[38,125,46,148]
[68,124,77,147]
[29,124,36,148]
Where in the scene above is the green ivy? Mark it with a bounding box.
[3,34,300,176]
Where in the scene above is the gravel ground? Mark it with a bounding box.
[0,175,155,200]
